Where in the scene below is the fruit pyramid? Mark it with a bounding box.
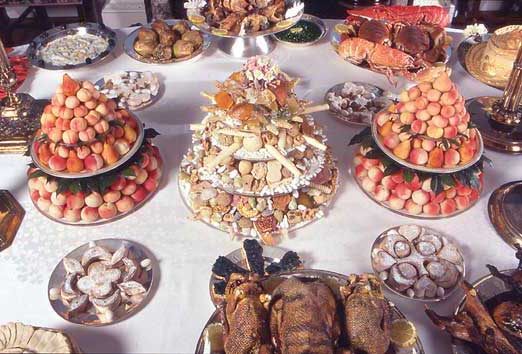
[179,57,339,243]
[374,71,481,170]
[28,74,163,225]
[34,74,140,174]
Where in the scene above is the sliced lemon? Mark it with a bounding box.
[334,23,351,34]
[390,319,417,348]
[188,15,205,24]
[212,28,228,36]
[276,19,293,29]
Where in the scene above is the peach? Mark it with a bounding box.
[30,190,40,202]
[400,112,415,125]
[48,204,64,219]
[98,202,118,219]
[362,158,379,170]
[38,144,53,164]
[440,90,458,106]
[418,82,432,93]
[70,117,88,132]
[94,120,109,134]
[355,165,367,178]
[48,128,63,143]
[66,153,84,173]
[81,206,99,222]
[448,116,460,126]
[375,111,391,126]
[84,192,103,208]
[455,195,470,210]
[389,195,406,210]
[65,96,80,109]
[85,111,101,126]
[426,126,444,139]
[421,139,436,152]
[107,99,117,111]
[457,185,473,196]
[423,202,441,216]
[112,126,125,139]
[51,192,67,206]
[55,118,70,131]
[421,178,432,192]
[383,133,400,149]
[415,109,431,121]
[64,208,81,222]
[373,185,390,202]
[427,148,444,168]
[131,186,148,203]
[122,126,137,144]
[445,187,457,199]
[406,174,422,191]
[146,156,159,172]
[114,139,131,156]
[426,102,441,116]
[37,198,52,212]
[391,122,402,134]
[409,148,428,165]
[461,112,471,124]
[405,200,422,215]
[66,192,85,210]
[399,91,410,102]
[395,183,412,200]
[457,123,468,133]
[444,126,458,139]
[361,177,376,193]
[60,107,74,120]
[76,146,90,160]
[408,87,421,100]
[84,154,104,172]
[110,176,127,191]
[412,138,422,149]
[444,148,460,167]
[433,73,452,92]
[411,120,427,135]
[469,189,480,202]
[412,190,430,206]
[139,153,150,169]
[440,105,456,119]
[95,103,109,116]
[367,166,384,183]
[28,177,43,191]
[440,199,457,215]
[62,130,79,145]
[414,97,429,110]
[105,133,115,145]
[404,101,417,113]
[103,190,121,203]
[143,176,159,192]
[44,179,58,193]
[48,156,67,171]
[122,181,137,196]
[454,101,465,114]
[73,105,89,118]
[51,105,61,117]
[427,89,441,102]
[393,140,411,160]
[116,196,135,213]
[391,172,404,184]
[85,100,97,110]
[52,93,66,107]
[397,102,407,113]
[381,175,397,190]
[76,88,92,102]
[148,169,160,181]
[79,127,96,142]
[432,115,448,128]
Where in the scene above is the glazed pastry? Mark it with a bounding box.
[173,40,195,58]
[134,40,156,57]
[137,28,158,43]
[172,21,191,35]
[182,30,204,48]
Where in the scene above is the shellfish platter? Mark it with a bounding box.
[48,239,155,326]
[198,268,425,354]
[371,224,465,301]
[179,57,339,243]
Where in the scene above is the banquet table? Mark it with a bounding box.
[0,20,519,354]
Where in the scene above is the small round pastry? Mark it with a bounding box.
[182,30,203,48]
[172,21,190,35]
[173,40,195,58]
[137,28,158,44]
[134,40,156,57]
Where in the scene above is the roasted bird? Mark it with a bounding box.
[341,274,391,354]
[223,273,273,354]
[269,277,340,353]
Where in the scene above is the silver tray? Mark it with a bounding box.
[48,238,157,326]
[30,112,145,179]
[196,269,425,354]
[186,0,304,38]
[27,22,117,70]
[273,14,327,47]
[29,152,163,226]
[371,113,485,174]
[371,225,466,302]
[94,72,163,111]
[452,269,516,354]
[325,82,394,127]
[123,20,211,64]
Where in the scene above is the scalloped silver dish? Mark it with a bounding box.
[123,20,211,64]
[30,113,145,179]
[27,22,117,70]
[273,14,327,47]
[48,238,156,326]
[196,269,425,354]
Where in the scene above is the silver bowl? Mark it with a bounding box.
[273,14,327,47]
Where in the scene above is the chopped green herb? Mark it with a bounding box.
[275,20,322,44]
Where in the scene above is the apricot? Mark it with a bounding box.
[411,120,427,135]
[459,142,475,164]
[426,102,441,116]
[426,126,444,139]
[440,199,457,215]
[415,109,431,121]
[417,82,432,93]
[48,128,63,143]
[440,105,456,119]
[85,111,101,126]
[114,139,130,156]
[399,91,410,102]
[94,120,109,134]
[98,202,117,219]
[84,192,103,208]
[110,176,127,191]
[445,187,457,199]
[361,177,377,193]
[131,186,148,203]
[427,89,441,102]
[38,143,53,164]
[84,154,104,172]
[440,90,458,106]
[51,192,67,206]
[124,125,137,143]
[59,107,74,120]
[421,139,436,152]
[409,148,428,165]
[79,127,96,142]
[48,156,67,171]
[408,87,421,100]
[73,105,89,118]
[44,179,58,193]
[355,164,367,179]
[48,204,64,219]
[70,117,88,132]
[395,183,412,200]
[432,115,449,128]
[51,105,61,117]
[51,93,66,107]
[65,96,80,109]
[66,192,85,210]
[367,166,384,183]
[383,133,400,149]
[62,74,80,96]
[55,118,71,131]
[404,101,417,113]
[423,202,441,216]
[388,195,406,210]
[64,208,81,222]
[57,146,69,159]
[391,122,402,133]
[455,195,470,210]
[374,185,390,202]
[112,126,125,139]
[143,176,159,192]
[362,158,379,170]
[76,88,92,102]
[405,200,422,215]
[457,123,468,133]
[412,138,422,149]
[103,190,121,203]
[381,175,397,190]
[62,130,79,145]
[37,198,52,212]
[444,148,460,167]
[122,181,137,196]
[116,196,135,213]
[414,97,429,110]
[95,103,109,116]
[81,206,100,222]
[400,112,415,125]
[411,190,430,206]
[433,73,452,92]
[427,148,444,168]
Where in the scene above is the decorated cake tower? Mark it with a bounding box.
[27,74,163,225]
[179,57,338,243]
[351,70,487,218]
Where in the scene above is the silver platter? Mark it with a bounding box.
[457,34,489,75]
[451,269,516,354]
[29,153,164,226]
[371,225,466,302]
[371,112,485,174]
[48,238,157,326]
[325,82,393,127]
[196,269,425,354]
[94,72,163,111]
[27,22,117,70]
[30,112,145,179]
[123,20,211,64]
[186,0,304,39]
[351,164,482,220]
[273,14,327,47]
[208,245,297,306]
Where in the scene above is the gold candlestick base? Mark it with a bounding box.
[0,190,25,252]
[0,93,46,154]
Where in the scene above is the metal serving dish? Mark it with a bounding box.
[273,14,327,47]
[123,19,211,64]
[27,22,116,70]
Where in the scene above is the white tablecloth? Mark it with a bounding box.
[0,21,518,354]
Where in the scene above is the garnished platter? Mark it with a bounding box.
[273,14,327,47]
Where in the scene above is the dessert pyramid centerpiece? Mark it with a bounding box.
[179,57,338,243]
[28,74,163,225]
[350,70,487,218]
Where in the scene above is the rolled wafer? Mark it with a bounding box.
[277,129,287,150]
[265,144,301,177]
[303,135,327,151]
[291,116,304,122]
[216,128,256,138]
[301,103,329,115]
[206,142,242,170]
[200,91,215,101]
[189,124,205,131]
